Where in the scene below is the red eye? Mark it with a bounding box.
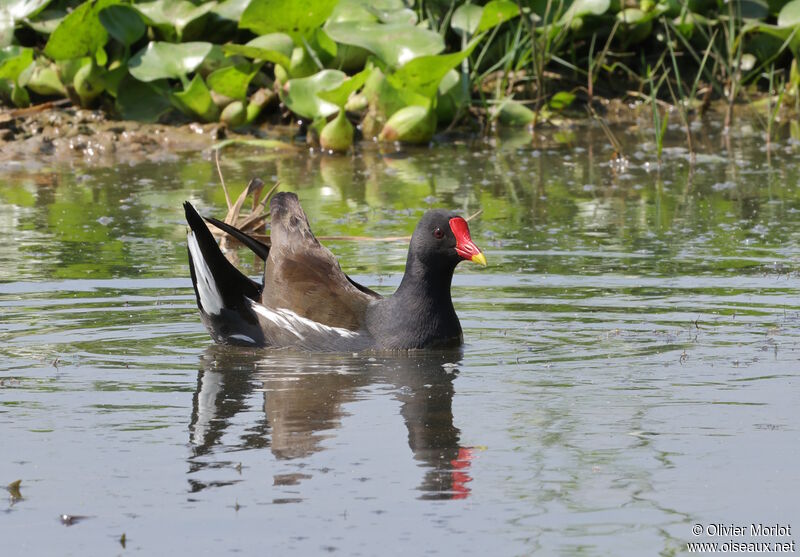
[433,227,444,239]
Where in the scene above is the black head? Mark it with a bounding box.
[407,209,486,271]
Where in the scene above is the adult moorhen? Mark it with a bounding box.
[184,192,486,351]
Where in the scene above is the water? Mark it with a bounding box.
[1,124,799,555]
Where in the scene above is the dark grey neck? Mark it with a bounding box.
[394,252,457,303]
[366,253,462,350]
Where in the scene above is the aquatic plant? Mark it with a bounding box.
[2,0,800,149]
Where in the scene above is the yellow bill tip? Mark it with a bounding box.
[471,252,487,266]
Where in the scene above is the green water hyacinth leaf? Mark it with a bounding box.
[386,37,480,100]
[116,74,172,121]
[435,68,468,124]
[549,90,575,110]
[325,21,444,67]
[129,41,213,82]
[10,77,28,105]
[206,62,260,101]
[316,67,370,107]
[0,0,50,20]
[284,69,345,119]
[494,99,535,125]
[0,45,32,81]
[320,109,354,152]
[24,8,64,35]
[222,33,293,69]
[367,4,415,24]
[18,60,66,95]
[0,10,14,47]
[73,61,105,104]
[733,0,769,19]
[173,73,219,121]
[44,0,118,61]
[328,0,412,25]
[558,0,610,23]
[778,0,800,26]
[212,0,248,21]
[616,8,654,44]
[452,1,519,36]
[0,0,51,47]
[220,99,246,126]
[240,0,339,41]
[746,21,800,55]
[475,0,519,34]
[378,104,435,143]
[103,63,126,97]
[451,3,482,36]
[99,4,145,48]
[134,0,215,41]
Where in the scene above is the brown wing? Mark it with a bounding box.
[261,192,381,330]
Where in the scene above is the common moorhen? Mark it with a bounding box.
[184,192,486,351]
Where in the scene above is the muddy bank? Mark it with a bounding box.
[0,105,229,168]
[0,97,783,170]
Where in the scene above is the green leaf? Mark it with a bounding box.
[549,91,575,110]
[327,0,379,24]
[220,100,246,126]
[116,74,172,121]
[222,33,293,68]
[206,62,260,100]
[0,44,33,81]
[558,0,610,23]
[1,0,52,46]
[451,4,483,36]
[476,0,520,33]
[325,21,444,67]
[378,104,436,143]
[778,0,800,26]
[19,60,66,95]
[494,99,535,125]
[240,0,339,41]
[284,69,345,119]
[731,0,770,20]
[1,0,51,20]
[212,0,249,21]
[748,22,800,55]
[386,37,480,100]
[173,73,219,121]
[10,78,28,105]
[134,0,216,41]
[317,67,371,107]
[312,27,337,59]
[319,108,354,152]
[436,69,468,125]
[99,4,145,48]
[128,41,213,81]
[44,0,118,61]
[102,64,126,97]
[23,8,65,35]
[0,10,13,48]
[213,137,295,151]
[73,60,105,105]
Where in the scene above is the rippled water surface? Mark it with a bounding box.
[2,124,800,555]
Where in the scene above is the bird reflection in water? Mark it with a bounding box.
[188,345,474,500]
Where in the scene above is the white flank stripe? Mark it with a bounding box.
[187,232,223,315]
[229,334,255,344]
[249,301,358,340]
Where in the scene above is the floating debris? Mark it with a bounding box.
[7,479,22,501]
[60,514,90,526]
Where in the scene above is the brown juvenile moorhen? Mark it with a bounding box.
[184,192,486,351]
